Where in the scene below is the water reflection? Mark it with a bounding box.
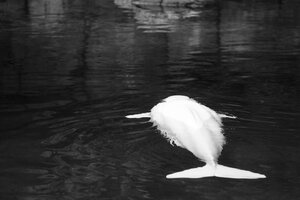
[0,0,299,199]
[115,0,207,32]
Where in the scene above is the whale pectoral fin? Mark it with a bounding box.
[215,165,266,179]
[126,112,151,118]
[166,165,214,179]
[218,114,237,119]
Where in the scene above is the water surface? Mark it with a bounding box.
[0,0,299,199]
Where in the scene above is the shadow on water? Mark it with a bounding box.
[0,0,299,199]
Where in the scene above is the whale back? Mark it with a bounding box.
[151,96,225,163]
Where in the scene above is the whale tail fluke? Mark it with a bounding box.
[166,164,214,179]
[214,164,266,179]
[126,112,151,119]
[166,164,266,179]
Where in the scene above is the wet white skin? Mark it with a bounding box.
[126,95,266,179]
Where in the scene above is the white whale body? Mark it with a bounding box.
[126,95,266,179]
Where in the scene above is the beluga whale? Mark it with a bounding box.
[126,95,266,179]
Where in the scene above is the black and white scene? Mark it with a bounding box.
[0,0,299,199]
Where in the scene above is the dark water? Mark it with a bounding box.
[0,0,299,199]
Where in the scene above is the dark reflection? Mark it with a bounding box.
[0,0,299,199]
